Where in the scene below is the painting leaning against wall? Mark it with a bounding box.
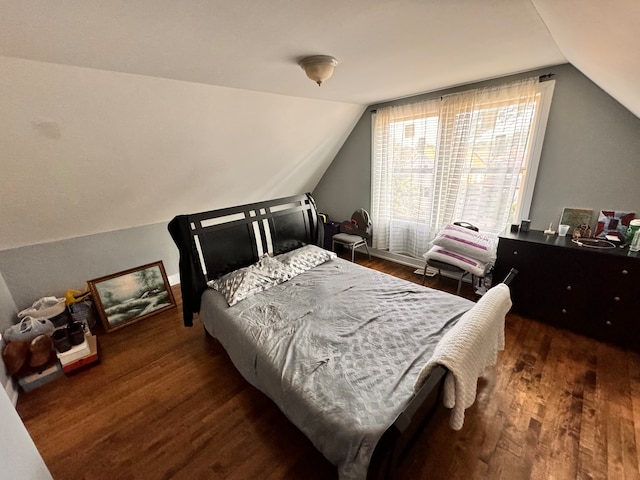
[88,261,176,332]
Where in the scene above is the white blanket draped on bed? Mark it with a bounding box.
[414,283,512,430]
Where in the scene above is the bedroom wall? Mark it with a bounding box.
[0,55,364,308]
[0,222,179,310]
[0,56,364,250]
[0,385,53,479]
[0,271,19,400]
[313,63,640,233]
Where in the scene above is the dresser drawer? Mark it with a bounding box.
[495,231,640,351]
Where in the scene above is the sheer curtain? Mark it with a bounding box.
[371,77,551,259]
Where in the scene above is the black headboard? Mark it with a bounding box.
[168,193,321,326]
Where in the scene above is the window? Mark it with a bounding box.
[371,77,554,258]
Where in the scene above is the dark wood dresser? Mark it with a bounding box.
[493,230,640,350]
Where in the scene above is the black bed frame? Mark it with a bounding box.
[168,193,321,327]
[168,193,515,479]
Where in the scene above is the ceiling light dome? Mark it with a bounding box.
[298,55,338,86]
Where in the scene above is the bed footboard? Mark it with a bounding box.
[368,269,517,478]
[368,365,447,479]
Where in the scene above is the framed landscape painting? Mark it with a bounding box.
[88,261,176,332]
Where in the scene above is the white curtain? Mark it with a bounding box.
[371,77,543,258]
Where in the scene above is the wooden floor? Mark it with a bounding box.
[16,253,640,480]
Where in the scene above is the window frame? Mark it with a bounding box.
[371,79,555,237]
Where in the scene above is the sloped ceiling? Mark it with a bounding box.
[1,0,567,105]
[530,0,640,119]
[0,0,637,249]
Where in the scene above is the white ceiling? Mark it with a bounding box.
[1,0,638,111]
[1,0,638,112]
[0,0,558,103]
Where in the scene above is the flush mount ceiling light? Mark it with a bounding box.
[298,55,338,86]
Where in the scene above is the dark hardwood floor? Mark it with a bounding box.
[16,253,640,479]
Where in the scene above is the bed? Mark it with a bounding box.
[168,193,514,480]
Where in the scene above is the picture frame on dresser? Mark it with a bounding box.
[594,210,635,240]
[88,261,176,332]
[559,207,594,232]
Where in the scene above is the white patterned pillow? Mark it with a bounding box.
[208,255,295,306]
[275,244,337,275]
[431,224,497,263]
[423,246,488,277]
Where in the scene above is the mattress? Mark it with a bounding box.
[199,256,474,479]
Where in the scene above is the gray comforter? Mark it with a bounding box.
[200,257,474,479]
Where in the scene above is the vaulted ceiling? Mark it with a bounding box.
[0,0,638,249]
[2,0,637,113]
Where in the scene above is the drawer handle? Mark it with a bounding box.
[622,270,628,275]
[566,285,572,291]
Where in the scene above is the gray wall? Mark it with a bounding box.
[313,64,640,231]
[0,272,19,391]
[0,383,53,479]
[3,63,639,313]
[0,222,179,311]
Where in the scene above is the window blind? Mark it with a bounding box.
[371,77,554,258]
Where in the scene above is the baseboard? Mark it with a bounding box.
[362,248,475,284]
[366,248,424,269]
[4,377,19,406]
[167,249,469,285]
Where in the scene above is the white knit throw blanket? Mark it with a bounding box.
[414,283,512,430]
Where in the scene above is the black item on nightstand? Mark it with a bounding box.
[323,221,341,250]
